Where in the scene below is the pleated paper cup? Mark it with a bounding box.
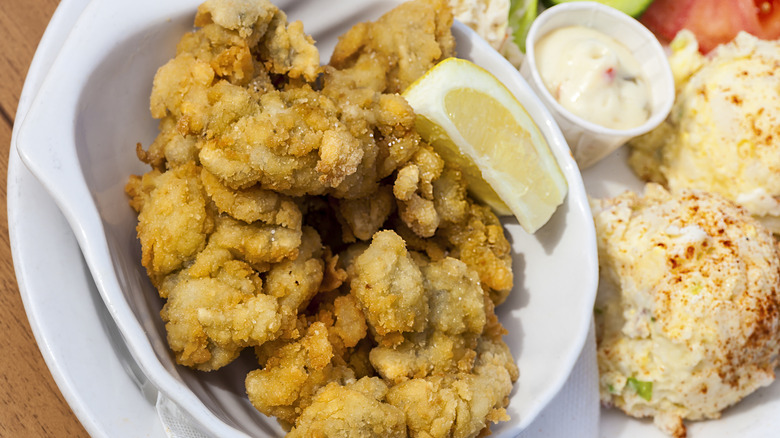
[520,1,674,168]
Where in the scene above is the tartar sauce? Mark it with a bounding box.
[534,25,651,130]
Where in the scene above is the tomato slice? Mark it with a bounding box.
[639,0,694,45]
[640,0,780,53]
[749,0,780,37]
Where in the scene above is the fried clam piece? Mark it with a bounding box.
[389,163,514,304]
[209,215,301,268]
[246,294,372,431]
[419,160,513,304]
[368,257,487,382]
[138,116,200,170]
[311,294,369,359]
[334,185,396,242]
[287,377,407,438]
[320,77,422,190]
[193,58,419,198]
[319,0,458,182]
[432,164,469,224]
[246,321,353,428]
[384,336,518,438]
[125,161,214,286]
[158,242,280,370]
[194,0,320,81]
[381,300,517,438]
[329,0,455,94]
[195,83,353,194]
[349,234,518,437]
[201,167,301,229]
[348,230,429,337]
[127,158,303,279]
[225,81,397,194]
[125,159,308,285]
[439,202,514,305]
[157,226,325,371]
[263,226,328,336]
[393,144,446,238]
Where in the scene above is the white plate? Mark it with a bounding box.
[14,0,598,436]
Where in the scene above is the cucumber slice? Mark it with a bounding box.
[542,0,654,18]
[509,0,539,52]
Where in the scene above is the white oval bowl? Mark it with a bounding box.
[15,0,598,436]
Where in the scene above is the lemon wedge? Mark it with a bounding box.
[402,57,567,233]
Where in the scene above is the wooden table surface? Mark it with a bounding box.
[1,0,89,435]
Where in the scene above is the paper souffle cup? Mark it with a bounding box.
[520,1,674,169]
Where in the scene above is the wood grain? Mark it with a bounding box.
[0,0,89,435]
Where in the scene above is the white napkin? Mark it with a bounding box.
[519,321,600,438]
[156,394,212,438]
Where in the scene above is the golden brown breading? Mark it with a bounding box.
[148,0,425,199]
[365,257,486,383]
[126,161,214,284]
[287,378,407,438]
[196,84,348,193]
[385,350,515,438]
[209,215,301,266]
[194,0,320,82]
[246,321,355,426]
[422,257,486,335]
[398,194,440,238]
[247,291,372,426]
[369,94,422,179]
[329,0,455,93]
[350,237,516,438]
[394,144,446,237]
[159,242,281,370]
[201,167,301,228]
[309,293,369,357]
[439,203,514,304]
[319,248,348,293]
[432,165,469,224]
[139,116,199,170]
[349,230,428,336]
[369,330,476,383]
[264,226,325,319]
[375,306,518,438]
[335,185,395,241]
[330,294,368,350]
[156,226,326,371]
